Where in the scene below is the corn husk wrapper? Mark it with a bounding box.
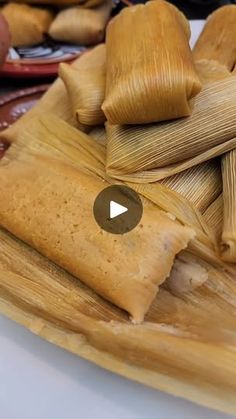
[193,5,236,71]
[102,0,201,125]
[106,77,236,183]
[1,3,54,47]
[221,150,236,262]
[59,44,106,127]
[0,115,196,323]
[161,161,222,214]
[204,194,223,246]
[49,1,112,45]
[0,47,105,144]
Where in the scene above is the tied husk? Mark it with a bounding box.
[161,161,222,214]
[221,150,236,262]
[102,0,201,125]
[49,1,112,45]
[1,225,236,415]
[0,47,106,144]
[193,5,236,71]
[0,114,196,323]
[106,77,236,183]
[1,3,54,47]
[59,44,106,127]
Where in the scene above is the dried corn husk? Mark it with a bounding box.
[106,77,236,183]
[102,0,201,125]
[221,150,236,262]
[204,194,223,245]
[1,3,54,47]
[59,44,106,127]
[1,225,236,415]
[49,1,112,45]
[0,48,105,144]
[193,5,236,71]
[161,161,222,214]
[0,115,195,323]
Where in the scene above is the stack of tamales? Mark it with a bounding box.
[1,0,112,47]
[0,1,236,413]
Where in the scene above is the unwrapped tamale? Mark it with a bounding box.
[193,5,236,71]
[106,77,236,183]
[49,1,112,45]
[102,0,201,125]
[59,44,106,127]
[0,116,194,323]
[1,3,53,47]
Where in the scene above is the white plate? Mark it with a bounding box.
[0,20,231,419]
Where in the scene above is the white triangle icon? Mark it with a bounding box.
[110,200,128,219]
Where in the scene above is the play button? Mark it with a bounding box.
[93,185,143,234]
[110,201,128,219]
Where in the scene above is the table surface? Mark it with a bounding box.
[1,20,235,419]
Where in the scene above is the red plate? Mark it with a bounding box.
[0,84,48,158]
[0,56,78,79]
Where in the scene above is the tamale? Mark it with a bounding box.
[1,3,53,47]
[161,160,222,214]
[193,5,236,71]
[2,226,236,415]
[204,194,223,245]
[106,77,236,183]
[59,44,106,127]
[0,47,105,144]
[221,151,236,262]
[49,1,112,45]
[0,115,194,323]
[102,0,201,125]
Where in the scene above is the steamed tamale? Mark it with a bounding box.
[49,1,112,45]
[1,223,236,415]
[59,44,106,127]
[193,5,236,71]
[102,0,201,125]
[1,3,53,47]
[106,77,236,183]
[0,47,105,144]
[0,115,194,323]
[221,151,236,262]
